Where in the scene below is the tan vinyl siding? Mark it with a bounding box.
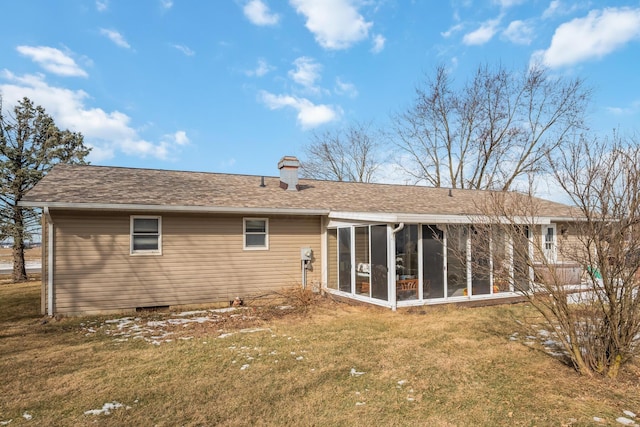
[557,222,583,263]
[50,210,322,314]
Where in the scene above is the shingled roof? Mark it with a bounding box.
[20,164,577,220]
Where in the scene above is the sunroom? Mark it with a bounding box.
[323,215,544,309]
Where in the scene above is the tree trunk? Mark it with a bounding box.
[12,206,27,282]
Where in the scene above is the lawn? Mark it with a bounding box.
[0,247,41,264]
[1,282,639,426]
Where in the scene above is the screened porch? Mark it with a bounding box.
[324,222,532,308]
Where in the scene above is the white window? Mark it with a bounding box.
[244,218,268,250]
[130,216,162,255]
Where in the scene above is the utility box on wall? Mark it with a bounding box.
[301,247,312,261]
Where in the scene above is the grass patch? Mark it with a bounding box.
[1,282,639,426]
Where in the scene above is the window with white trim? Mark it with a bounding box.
[130,216,162,255]
[244,218,268,250]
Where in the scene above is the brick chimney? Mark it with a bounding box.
[278,156,300,191]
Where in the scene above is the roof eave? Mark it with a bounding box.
[329,211,563,225]
[18,201,329,216]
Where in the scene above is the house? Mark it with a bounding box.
[20,156,581,315]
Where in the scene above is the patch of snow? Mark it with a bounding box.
[0,420,12,425]
[210,307,237,313]
[350,368,365,377]
[616,416,638,426]
[105,317,133,324]
[84,401,129,416]
[593,417,606,423]
[277,305,294,310]
[355,402,366,406]
[239,327,272,334]
[240,364,250,370]
[218,333,234,338]
[397,380,407,386]
[296,356,304,361]
[22,412,31,420]
[624,411,637,418]
[177,310,207,316]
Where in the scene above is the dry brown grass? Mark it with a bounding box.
[1,282,639,426]
[0,247,41,264]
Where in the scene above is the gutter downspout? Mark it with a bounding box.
[44,207,54,316]
[390,223,405,311]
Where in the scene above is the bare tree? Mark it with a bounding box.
[391,63,591,190]
[469,134,640,378]
[301,121,382,182]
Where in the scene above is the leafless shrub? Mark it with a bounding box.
[468,135,640,378]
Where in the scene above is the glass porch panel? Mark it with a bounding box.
[396,225,418,301]
[447,225,468,297]
[491,229,511,292]
[338,228,352,293]
[327,229,338,290]
[355,226,370,296]
[471,228,491,295]
[513,227,530,292]
[370,225,388,301]
[422,225,444,299]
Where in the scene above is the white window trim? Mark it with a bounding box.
[130,215,162,255]
[243,217,269,250]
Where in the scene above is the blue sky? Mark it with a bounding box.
[1,0,639,180]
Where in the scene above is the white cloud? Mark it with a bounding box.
[96,0,108,12]
[493,0,524,8]
[172,44,195,56]
[289,0,372,50]
[166,130,189,145]
[288,57,322,90]
[542,0,561,19]
[243,0,280,26]
[534,7,640,68]
[334,77,358,98]
[502,20,534,45]
[462,17,502,45]
[371,34,385,53]
[16,46,88,78]
[259,90,340,128]
[245,59,273,77]
[0,71,184,161]
[160,0,173,10]
[542,0,581,19]
[441,23,464,38]
[100,28,131,49]
[606,100,640,115]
